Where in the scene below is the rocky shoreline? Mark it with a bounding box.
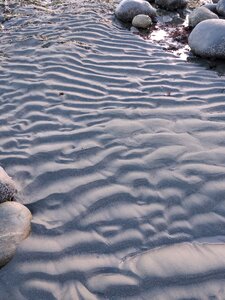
[114,0,225,59]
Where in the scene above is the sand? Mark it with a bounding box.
[0,0,225,299]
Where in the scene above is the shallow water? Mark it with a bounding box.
[1,1,225,299]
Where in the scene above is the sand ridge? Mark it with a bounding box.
[0,1,225,299]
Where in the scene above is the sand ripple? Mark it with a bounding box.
[0,1,225,299]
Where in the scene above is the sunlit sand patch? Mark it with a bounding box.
[121,242,225,282]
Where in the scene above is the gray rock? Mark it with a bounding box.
[132,14,153,28]
[188,19,225,58]
[188,6,218,27]
[0,167,17,203]
[155,0,187,10]
[130,25,140,33]
[202,3,218,12]
[0,202,32,268]
[217,0,225,16]
[115,0,156,23]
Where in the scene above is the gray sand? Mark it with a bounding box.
[0,0,225,299]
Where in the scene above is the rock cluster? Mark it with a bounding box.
[115,0,225,59]
[0,167,32,268]
[115,0,188,33]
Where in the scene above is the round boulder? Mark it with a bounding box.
[115,0,156,23]
[155,0,187,10]
[188,19,225,58]
[132,14,153,28]
[188,6,219,27]
[217,0,225,16]
[0,167,17,203]
[0,202,32,268]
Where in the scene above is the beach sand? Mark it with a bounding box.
[0,1,225,299]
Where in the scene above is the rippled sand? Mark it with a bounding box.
[1,1,225,299]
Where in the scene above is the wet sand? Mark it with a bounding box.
[1,1,225,299]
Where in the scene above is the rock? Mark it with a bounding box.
[155,0,187,10]
[217,0,225,16]
[202,3,218,12]
[115,0,156,23]
[188,19,225,58]
[132,14,153,28]
[188,6,219,27]
[130,26,140,33]
[0,167,17,203]
[0,202,32,268]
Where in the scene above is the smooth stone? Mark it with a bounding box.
[155,0,187,10]
[0,202,32,268]
[132,14,153,28]
[188,6,218,27]
[115,0,156,23]
[130,25,140,33]
[217,0,225,16]
[188,19,225,58]
[0,167,17,203]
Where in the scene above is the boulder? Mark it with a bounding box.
[115,0,156,23]
[188,6,219,27]
[132,14,153,28]
[0,202,32,268]
[0,167,17,203]
[217,0,225,16]
[188,19,225,58]
[155,0,187,10]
